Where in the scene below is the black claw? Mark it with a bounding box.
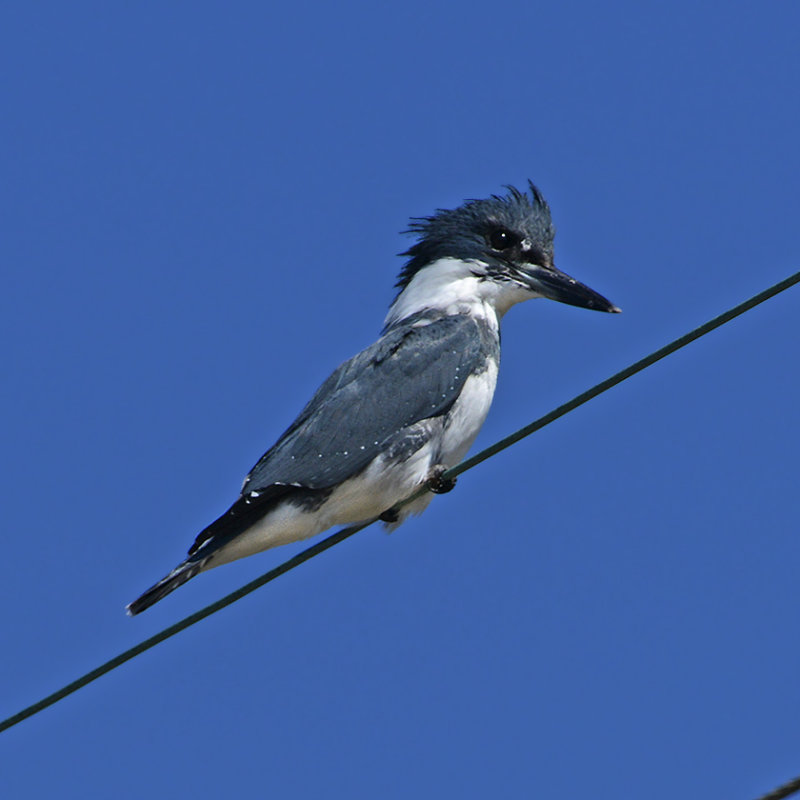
[379,507,401,523]
[427,464,456,494]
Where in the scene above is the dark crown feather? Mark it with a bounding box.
[394,181,555,295]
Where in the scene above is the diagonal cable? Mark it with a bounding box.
[753,775,800,800]
[1,269,798,736]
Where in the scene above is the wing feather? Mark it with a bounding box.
[243,315,493,493]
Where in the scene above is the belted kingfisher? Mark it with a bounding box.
[127,182,619,615]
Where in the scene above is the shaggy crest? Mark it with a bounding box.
[395,181,556,295]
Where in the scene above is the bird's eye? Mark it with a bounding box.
[489,229,517,251]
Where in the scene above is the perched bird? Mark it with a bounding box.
[127,182,619,615]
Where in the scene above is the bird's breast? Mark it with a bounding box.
[438,356,499,465]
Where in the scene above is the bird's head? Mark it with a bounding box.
[386,182,619,327]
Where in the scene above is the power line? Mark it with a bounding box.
[0,522,369,735]
[1,269,798,738]
[753,775,800,800]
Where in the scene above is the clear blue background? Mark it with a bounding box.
[2,2,799,797]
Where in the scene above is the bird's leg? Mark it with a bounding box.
[381,466,457,522]
[427,464,457,494]
[379,507,401,523]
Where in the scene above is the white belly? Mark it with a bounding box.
[210,438,439,565]
[439,360,499,465]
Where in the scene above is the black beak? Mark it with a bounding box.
[520,264,621,313]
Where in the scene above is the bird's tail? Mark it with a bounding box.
[126,557,209,616]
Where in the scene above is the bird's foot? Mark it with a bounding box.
[427,464,457,494]
[379,507,401,523]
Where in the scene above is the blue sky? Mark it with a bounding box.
[2,2,799,797]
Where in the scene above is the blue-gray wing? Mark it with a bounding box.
[242,314,496,494]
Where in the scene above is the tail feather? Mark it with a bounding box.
[187,489,291,556]
[126,557,208,616]
[127,488,299,616]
